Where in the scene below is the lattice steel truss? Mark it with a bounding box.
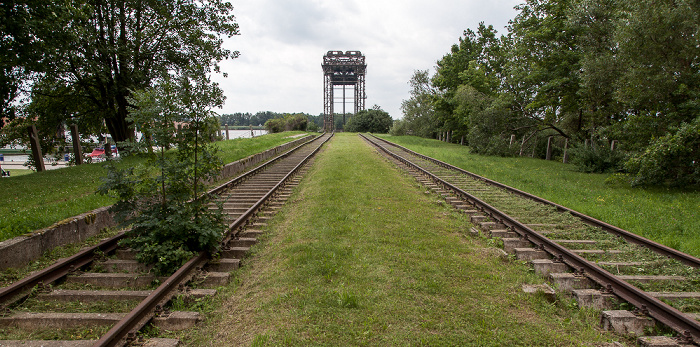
[322,51,366,132]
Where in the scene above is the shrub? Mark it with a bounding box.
[98,76,226,276]
[568,141,627,173]
[625,117,700,186]
[344,106,393,133]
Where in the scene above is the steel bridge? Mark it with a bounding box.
[322,51,366,132]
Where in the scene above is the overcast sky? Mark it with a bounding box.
[213,0,522,119]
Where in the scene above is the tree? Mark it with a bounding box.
[13,0,239,147]
[344,106,393,133]
[400,70,438,137]
[612,0,700,149]
[98,75,226,275]
[264,113,309,133]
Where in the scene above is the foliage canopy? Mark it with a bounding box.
[398,0,700,186]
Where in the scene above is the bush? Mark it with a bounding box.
[264,113,308,133]
[626,117,700,186]
[389,119,408,136]
[568,141,627,173]
[344,106,393,133]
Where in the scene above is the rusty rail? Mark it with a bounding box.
[95,133,333,347]
[361,133,700,344]
[367,134,700,269]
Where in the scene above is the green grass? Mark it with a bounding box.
[0,132,307,242]
[1,169,33,177]
[377,135,700,258]
[174,133,622,346]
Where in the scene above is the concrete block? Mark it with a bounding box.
[617,275,687,283]
[100,259,151,273]
[601,310,655,336]
[480,222,506,232]
[220,247,249,259]
[66,273,165,289]
[38,289,151,302]
[638,336,683,347]
[460,209,480,216]
[143,338,181,347]
[531,259,569,277]
[238,230,263,238]
[648,292,700,302]
[572,289,619,309]
[469,227,481,237]
[0,312,124,330]
[514,248,549,261]
[522,284,556,302]
[489,230,518,239]
[470,215,487,224]
[503,238,531,254]
[187,289,217,299]
[549,273,593,292]
[201,272,230,287]
[153,311,200,331]
[228,237,258,248]
[206,258,240,272]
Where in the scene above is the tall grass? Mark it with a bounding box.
[0,132,307,242]
[377,135,700,258]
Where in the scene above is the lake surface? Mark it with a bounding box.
[1,129,269,165]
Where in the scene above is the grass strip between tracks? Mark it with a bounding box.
[376,135,700,259]
[172,133,621,346]
[0,132,307,242]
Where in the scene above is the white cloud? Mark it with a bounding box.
[213,0,521,119]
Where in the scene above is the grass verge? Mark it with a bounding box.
[0,132,307,242]
[170,133,622,346]
[377,135,700,258]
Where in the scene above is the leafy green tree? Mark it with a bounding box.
[625,118,700,186]
[15,0,239,146]
[506,0,582,140]
[400,70,438,137]
[345,106,393,133]
[98,75,226,275]
[612,0,700,149]
[264,113,308,133]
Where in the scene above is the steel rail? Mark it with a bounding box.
[95,133,333,347]
[0,232,124,307]
[367,134,700,269]
[361,133,700,344]
[0,135,323,310]
[206,134,322,197]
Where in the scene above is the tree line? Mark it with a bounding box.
[395,0,699,186]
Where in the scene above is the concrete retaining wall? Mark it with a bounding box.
[0,134,315,270]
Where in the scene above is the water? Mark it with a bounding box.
[221,129,268,139]
[0,130,268,165]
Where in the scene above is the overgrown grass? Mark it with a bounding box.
[174,133,621,346]
[378,135,700,258]
[0,132,307,242]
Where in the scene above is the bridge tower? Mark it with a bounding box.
[322,51,366,132]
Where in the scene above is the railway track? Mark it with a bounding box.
[361,133,700,346]
[0,132,332,347]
